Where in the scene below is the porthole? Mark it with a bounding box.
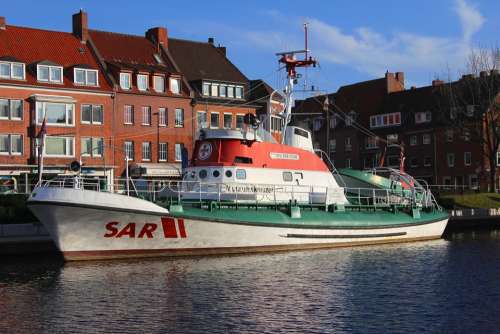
[213,170,220,177]
[199,169,207,179]
[225,170,233,178]
[236,169,246,180]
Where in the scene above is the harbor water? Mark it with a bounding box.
[1,228,500,334]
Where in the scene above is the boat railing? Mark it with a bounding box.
[314,149,346,187]
[38,176,439,211]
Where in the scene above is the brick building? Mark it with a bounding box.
[294,71,500,190]
[0,15,114,189]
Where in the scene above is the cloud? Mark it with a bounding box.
[455,0,485,41]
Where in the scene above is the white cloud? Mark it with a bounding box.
[455,0,485,42]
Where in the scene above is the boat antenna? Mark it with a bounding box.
[276,23,317,143]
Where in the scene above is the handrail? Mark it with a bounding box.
[314,149,346,187]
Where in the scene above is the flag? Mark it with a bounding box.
[37,117,47,185]
[399,142,405,173]
[378,145,386,167]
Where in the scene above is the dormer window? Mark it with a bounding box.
[37,64,63,83]
[170,77,181,94]
[74,68,98,86]
[137,74,148,91]
[227,85,234,98]
[235,86,243,99]
[210,83,218,97]
[153,75,165,93]
[120,72,131,90]
[0,61,25,80]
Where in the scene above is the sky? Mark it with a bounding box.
[1,0,499,95]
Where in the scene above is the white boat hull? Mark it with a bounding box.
[28,187,448,261]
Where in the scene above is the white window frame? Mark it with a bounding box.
[142,142,151,161]
[158,107,167,127]
[219,85,227,98]
[120,72,131,90]
[137,74,148,91]
[227,85,235,98]
[197,111,208,129]
[36,102,75,127]
[175,108,184,127]
[142,106,151,126]
[345,158,351,168]
[175,143,182,162]
[447,153,455,167]
[223,113,232,129]
[235,86,243,99]
[210,83,219,97]
[153,75,165,93]
[73,68,99,86]
[0,99,23,120]
[0,134,23,155]
[159,142,168,162]
[236,114,245,129]
[43,136,75,157]
[365,137,378,149]
[210,112,220,129]
[370,112,401,129]
[81,137,103,158]
[81,104,103,125]
[124,105,134,125]
[387,134,399,146]
[170,77,181,94]
[202,82,210,96]
[0,62,25,80]
[124,141,134,161]
[423,134,431,145]
[37,65,63,83]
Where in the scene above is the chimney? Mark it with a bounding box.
[395,72,405,86]
[217,45,226,56]
[72,10,89,43]
[146,27,168,48]
[208,37,214,45]
[0,16,5,30]
[432,80,444,86]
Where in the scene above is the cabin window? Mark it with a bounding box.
[294,128,309,138]
[199,169,207,179]
[213,170,220,178]
[225,170,233,178]
[234,156,252,164]
[236,169,246,180]
[283,172,293,182]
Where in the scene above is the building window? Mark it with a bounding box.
[159,142,168,162]
[365,136,378,149]
[124,105,134,124]
[142,106,151,125]
[0,134,22,155]
[330,139,336,153]
[346,158,351,168]
[466,105,475,117]
[44,136,74,157]
[219,85,227,97]
[124,141,134,161]
[463,128,471,142]
[446,129,453,142]
[415,111,432,124]
[81,137,103,157]
[175,108,184,127]
[175,143,182,161]
[330,115,338,128]
[223,113,232,129]
[227,86,235,98]
[345,137,352,151]
[235,86,243,99]
[447,153,455,167]
[443,176,452,187]
[37,65,62,83]
[464,152,471,166]
[387,134,398,146]
[202,82,210,96]
[370,112,401,128]
[210,112,220,128]
[36,102,74,126]
[158,107,167,126]
[153,76,165,93]
[170,78,181,94]
[0,62,25,80]
[197,111,207,129]
[423,133,431,145]
[74,68,98,86]
[424,156,432,167]
[345,111,356,126]
[409,157,419,168]
[410,135,417,146]
[236,114,244,129]
[142,142,151,161]
[0,99,23,120]
[387,155,399,167]
[211,84,219,97]
[120,73,131,90]
[469,174,479,189]
[137,74,148,91]
[81,104,103,124]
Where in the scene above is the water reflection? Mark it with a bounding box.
[1,230,500,333]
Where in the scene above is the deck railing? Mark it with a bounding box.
[38,176,439,210]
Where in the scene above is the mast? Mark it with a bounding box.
[276,23,317,143]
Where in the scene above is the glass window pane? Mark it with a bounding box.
[227,86,234,98]
[120,73,130,89]
[211,84,218,97]
[10,100,22,119]
[0,63,10,77]
[46,103,67,124]
[93,138,103,156]
[203,83,210,96]
[11,135,22,154]
[87,71,97,85]
[0,99,9,118]
[175,108,184,127]
[92,105,103,124]
[235,86,243,98]
[220,85,227,97]
[0,135,9,153]
[211,113,219,128]
[175,144,182,161]
[50,67,62,82]
[75,69,85,84]
[170,78,180,94]
[154,76,165,92]
[46,137,65,155]
[137,75,148,91]
[236,115,244,129]
[12,64,24,79]
[223,114,232,128]
[81,137,91,155]
[38,66,49,81]
[67,104,74,125]
[81,105,91,123]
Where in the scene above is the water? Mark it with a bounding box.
[1,229,500,334]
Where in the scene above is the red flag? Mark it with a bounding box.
[378,145,386,167]
[38,117,47,138]
[399,142,405,173]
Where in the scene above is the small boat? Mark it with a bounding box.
[26,27,448,261]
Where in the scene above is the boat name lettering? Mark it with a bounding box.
[104,218,187,239]
[222,184,273,194]
[269,152,299,160]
